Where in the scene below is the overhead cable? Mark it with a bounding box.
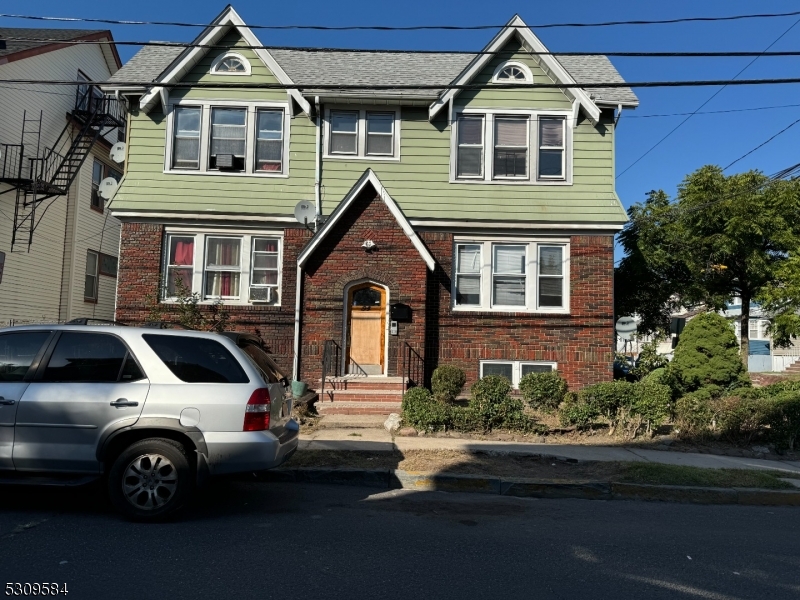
[2,10,800,30]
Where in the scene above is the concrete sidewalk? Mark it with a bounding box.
[299,428,800,474]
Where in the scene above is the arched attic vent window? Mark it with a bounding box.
[492,61,532,84]
[210,52,251,75]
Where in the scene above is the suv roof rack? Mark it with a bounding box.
[66,318,127,326]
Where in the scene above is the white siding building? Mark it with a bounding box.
[0,28,123,324]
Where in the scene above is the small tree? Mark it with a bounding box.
[144,279,230,332]
[431,365,466,403]
[669,312,747,395]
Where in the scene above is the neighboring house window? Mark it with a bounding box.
[538,117,566,180]
[163,231,282,305]
[492,61,532,83]
[255,109,283,172]
[172,106,202,170]
[452,240,569,312]
[456,115,484,178]
[330,110,358,155]
[210,108,246,171]
[85,250,99,301]
[493,117,528,179]
[453,112,571,184]
[168,103,288,176]
[210,52,251,75]
[0,251,5,284]
[325,107,400,159]
[98,253,118,278]
[90,160,104,211]
[480,360,556,388]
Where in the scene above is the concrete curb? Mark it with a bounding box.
[260,468,800,506]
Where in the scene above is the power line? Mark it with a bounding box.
[6,77,800,90]
[626,103,800,119]
[6,37,800,58]
[723,118,800,171]
[615,15,800,180]
[2,10,800,30]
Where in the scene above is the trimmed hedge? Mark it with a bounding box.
[401,387,450,432]
[431,365,466,403]
[519,371,568,412]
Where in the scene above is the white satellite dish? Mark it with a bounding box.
[615,316,637,341]
[294,200,316,226]
[110,142,126,164]
[98,177,119,201]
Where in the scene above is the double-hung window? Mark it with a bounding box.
[453,240,568,312]
[90,160,104,211]
[172,107,202,170]
[210,108,246,171]
[163,231,282,306]
[456,115,484,178]
[169,104,288,175]
[538,117,566,180]
[493,117,528,179]
[255,109,283,172]
[454,112,569,183]
[326,107,400,159]
[85,250,99,302]
[330,111,359,155]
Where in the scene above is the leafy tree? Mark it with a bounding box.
[669,312,747,395]
[616,166,800,363]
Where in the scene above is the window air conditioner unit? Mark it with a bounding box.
[250,287,276,303]
[216,153,235,169]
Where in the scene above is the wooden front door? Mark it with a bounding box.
[346,283,386,375]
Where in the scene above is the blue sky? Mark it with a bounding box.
[2,0,799,217]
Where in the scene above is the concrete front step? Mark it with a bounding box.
[319,389,404,403]
[316,401,402,416]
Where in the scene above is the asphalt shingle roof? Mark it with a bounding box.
[109,44,638,106]
[0,27,105,59]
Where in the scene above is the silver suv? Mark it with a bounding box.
[0,324,298,521]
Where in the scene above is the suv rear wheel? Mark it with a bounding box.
[108,438,193,521]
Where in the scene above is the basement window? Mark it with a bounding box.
[480,360,556,388]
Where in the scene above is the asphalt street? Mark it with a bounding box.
[1,480,799,600]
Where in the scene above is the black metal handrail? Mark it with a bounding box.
[0,143,25,184]
[401,342,425,393]
[74,84,126,127]
[320,339,342,398]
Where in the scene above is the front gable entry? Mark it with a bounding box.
[138,5,310,114]
[429,15,600,124]
[298,170,436,272]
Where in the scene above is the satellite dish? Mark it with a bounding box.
[110,142,126,164]
[294,200,316,226]
[98,177,119,200]
[615,316,637,341]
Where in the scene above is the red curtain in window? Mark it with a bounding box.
[173,240,194,266]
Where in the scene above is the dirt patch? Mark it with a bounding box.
[285,449,795,489]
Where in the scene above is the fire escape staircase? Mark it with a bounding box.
[0,85,126,251]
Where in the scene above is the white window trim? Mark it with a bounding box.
[491,60,533,84]
[164,99,291,178]
[449,108,573,185]
[209,52,252,76]
[85,250,99,301]
[451,237,570,314]
[323,105,401,161]
[161,228,284,307]
[538,116,567,181]
[492,116,530,181]
[480,360,557,389]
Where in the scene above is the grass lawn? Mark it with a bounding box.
[284,449,795,490]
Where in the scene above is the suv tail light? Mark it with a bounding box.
[243,388,271,431]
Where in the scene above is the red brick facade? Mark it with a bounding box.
[115,189,614,390]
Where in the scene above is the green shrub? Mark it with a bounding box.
[764,391,800,451]
[579,381,633,420]
[401,387,450,432]
[559,391,600,428]
[628,381,672,436]
[643,367,669,386]
[519,371,568,412]
[468,375,541,433]
[669,312,748,395]
[674,391,714,439]
[711,394,769,444]
[431,365,466,403]
[630,338,669,380]
[763,380,800,396]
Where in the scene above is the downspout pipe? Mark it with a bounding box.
[314,96,322,225]
[292,265,302,382]
[614,103,623,127]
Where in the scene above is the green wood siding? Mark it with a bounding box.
[115,37,626,224]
